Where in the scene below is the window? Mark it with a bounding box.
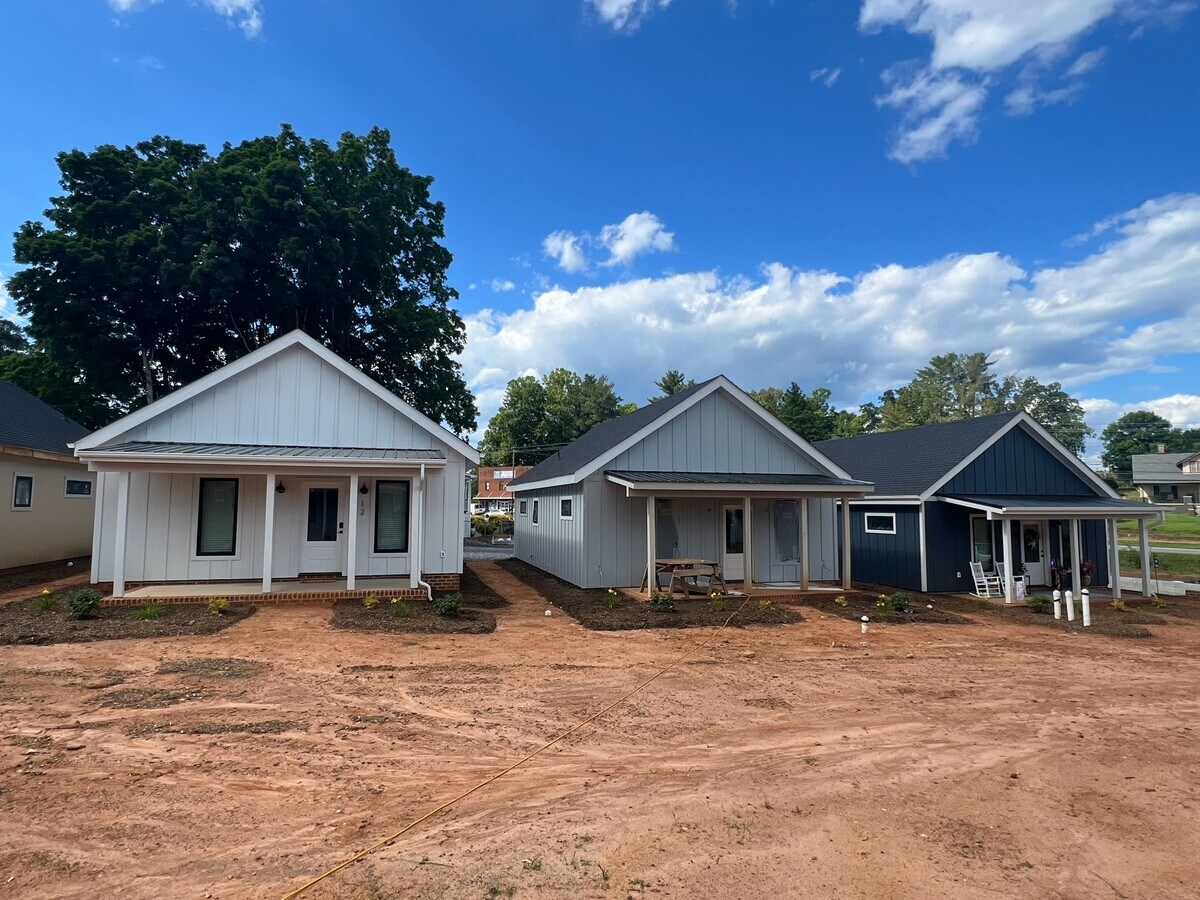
[970,516,994,571]
[197,478,239,556]
[532,499,540,525]
[864,512,896,535]
[12,474,33,509]
[519,499,527,515]
[374,480,411,553]
[307,488,339,542]
[64,478,93,498]
[772,500,800,562]
[560,498,573,519]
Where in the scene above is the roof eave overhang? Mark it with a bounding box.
[936,496,1165,520]
[605,474,874,496]
[79,452,448,472]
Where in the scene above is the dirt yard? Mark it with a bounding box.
[2,562,1200,900]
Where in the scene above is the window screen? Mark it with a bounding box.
[197,478,238,556]
[374,480,410,553]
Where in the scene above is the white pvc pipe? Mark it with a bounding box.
[1053,589,1061,620]
[860,616,869,634]
[1064,589,1075,622]
[1081,588,1091,627]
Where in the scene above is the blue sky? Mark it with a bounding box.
[2,1,1199,457]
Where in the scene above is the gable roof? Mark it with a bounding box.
[0,381,89,457]
[1131,451,1200,482]
[816,411,1118,500]
[509,376,856,491]
[74,330,478,463]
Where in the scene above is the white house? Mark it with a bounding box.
[75,330,478,600]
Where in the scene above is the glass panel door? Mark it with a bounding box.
[971,517,994,571]
[307,488,339,542]
[722,506,745,581]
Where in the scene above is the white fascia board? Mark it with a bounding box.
[508,475,579,493]
[985,506,1165,520]
[609,479,873,495]
[846,496,921,505]
[75,330,479,464]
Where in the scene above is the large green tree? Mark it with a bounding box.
[1100,411,1177,485]
[650,370,696,402]
[0,320,29,356]
[751,383,863,442]
[480,369,625,465]
[10,125,476,434]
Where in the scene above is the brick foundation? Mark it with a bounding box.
[423,573,460,591]
[97,573,461,607]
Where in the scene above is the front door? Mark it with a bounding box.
[721,505,745,581]
[300,482,344,574]
[1020,520,1049,586]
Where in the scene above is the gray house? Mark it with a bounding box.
[1131,449,1200,506]
[816,412,1163,601]
[508,376,873,592]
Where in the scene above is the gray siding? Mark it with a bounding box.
[512,486,588,586]
[844,504,922,591]
[941,425,1093,496]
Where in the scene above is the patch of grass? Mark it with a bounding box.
[389,598,411,618]
[1118,513,1200,540]
[724,819,750,845]
[1120,549,1199,577]
[135,602,165,620]
[802,755,818,766]
[35,592,57,613]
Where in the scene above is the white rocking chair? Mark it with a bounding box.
[996,561,1029,591]
[970,561,1003,598]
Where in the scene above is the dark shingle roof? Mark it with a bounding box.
[814,412,1021,496]
[0,381,90,456]
[1131,452,1200,483]
[508,378,719,488]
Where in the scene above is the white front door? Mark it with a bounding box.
[721,505,745,581]
[300,481,345,574]
[1020,520,1049,587]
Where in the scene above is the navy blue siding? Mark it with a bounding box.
[924,500,972,593]
[848,504,921,591]
[941,426,1093,496]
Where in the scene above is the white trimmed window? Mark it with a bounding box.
[532,499,539,526]
[196,478,239,556]
[519,499,527,515]
[864,512,896,535]
[560,498,573,519]
[12,473,33,509]
[65,478,93,498]
[374,480,411,553]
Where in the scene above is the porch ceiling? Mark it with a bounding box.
[938,493,1163,519]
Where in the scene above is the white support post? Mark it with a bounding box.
[743,496,753,590]
[1069,518,1083,600]
[1001,520,1015,604]
[799,496,810,591]
[1138,517,1152,597]
[90,473,105,584]
[262,473,276,594]
[112,470,130,598]
[409,473,424,589]
[346,474,358,591]
[840,498,852,590]
[646,495,657,595]
[1107,519,1122,600]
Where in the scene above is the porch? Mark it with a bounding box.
[104,576,423,606]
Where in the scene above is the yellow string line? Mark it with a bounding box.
[279,595,752,899]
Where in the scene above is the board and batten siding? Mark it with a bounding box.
[843,504,921,591]
[940,425,1094,496]
[512,486,587,586]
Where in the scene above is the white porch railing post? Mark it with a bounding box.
[263,473,276,594]
[840,497,852,590]
[113,470,130,598]
[646,495,656,594]
[1069,518,1084,599]
[346,474,359,591]
[1001,520,1015,604]
[1107,519,1122,599]
[799,496,810,590]
[1138,518,1152,597]
[742,496,753,590]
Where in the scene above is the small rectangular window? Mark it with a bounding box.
[864,512,896,535]
[12,474,33,509]
[374,480,411,553]
[65,478,93,498]
[197,478,239,556]
[519,499,527,515]
[532,499,539,525]
[560,498,573,519]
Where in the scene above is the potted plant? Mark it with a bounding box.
[1080,559,1095,587]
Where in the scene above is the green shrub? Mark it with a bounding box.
[757,598,775,612]
[710,595,728,613]
[1025,595,1053,614]
[1151,596,1167,608]
[135,602,165,620]
[62,588,102,620]
[432,592,462,617]
[650,591,675,613]
[886,591,913,614]
[834,595,848,607]
[36,592,57,613]
[1111,598,1127,612]
[207,597,231,616]
[605,588,619,609]
[390,598,411,618]
[362,594,379,610]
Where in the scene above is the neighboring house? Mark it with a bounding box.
[1131,448,1200,505]
[473,465,531,514]
[508,376,873,591]
[815,412,1163,600]
[0,382,94,571]
[74,330,478,599]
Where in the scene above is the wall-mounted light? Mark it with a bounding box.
[275,482,286,494]
[359,483,369,495]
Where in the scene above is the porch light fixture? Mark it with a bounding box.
[275,482,286,494]
[359,484,369,495]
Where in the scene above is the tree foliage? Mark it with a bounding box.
[9,126,476,434]
[750,384,864,442]
[1100,410,1200,485]
[480,369,625,465]
[650,370,696,402]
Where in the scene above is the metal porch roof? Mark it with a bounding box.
[939,494,1161,518]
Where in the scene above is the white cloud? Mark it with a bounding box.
[106,0,263,37]
[489,279,517,293]
[861,1,1191,162]
[138,54,164,69]
[810,67,843,88]
[542,231,588,274]
[586,0,672,32]
[463,193,1200,431]
[599,211,675,266]
[1082,394,1200,432]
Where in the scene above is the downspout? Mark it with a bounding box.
[416,463,433,602]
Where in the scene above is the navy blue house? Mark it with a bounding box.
[816,413,1162,599]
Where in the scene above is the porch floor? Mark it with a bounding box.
[621,582,849,603]
[112,577,420,606]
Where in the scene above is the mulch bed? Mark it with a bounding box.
[451,565,509,609]
[128,720,299,739]
[497,558,803,631]
[330,599,496,634]
[0,557,89,595]
[801,591,974,625]
[0,592,256,645]
[156,657,268,679]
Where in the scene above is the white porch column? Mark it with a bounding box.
[1001,519,1014,603]
[646,495,657,593]
[742,496,753,590]
[112,470,130,598]
[262,473,276,594]
[1069,518,1083,599]
[799,496,810,590]
[346,474,359,591]
[409,473,424,589]
[1138,517,1152,597]
[840,498,852,591]
[1107,519,1122,600]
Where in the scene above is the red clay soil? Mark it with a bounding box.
[2,559,1199,899]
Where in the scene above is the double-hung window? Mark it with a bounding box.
[374,480,411,553]
[197,478,239,556]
